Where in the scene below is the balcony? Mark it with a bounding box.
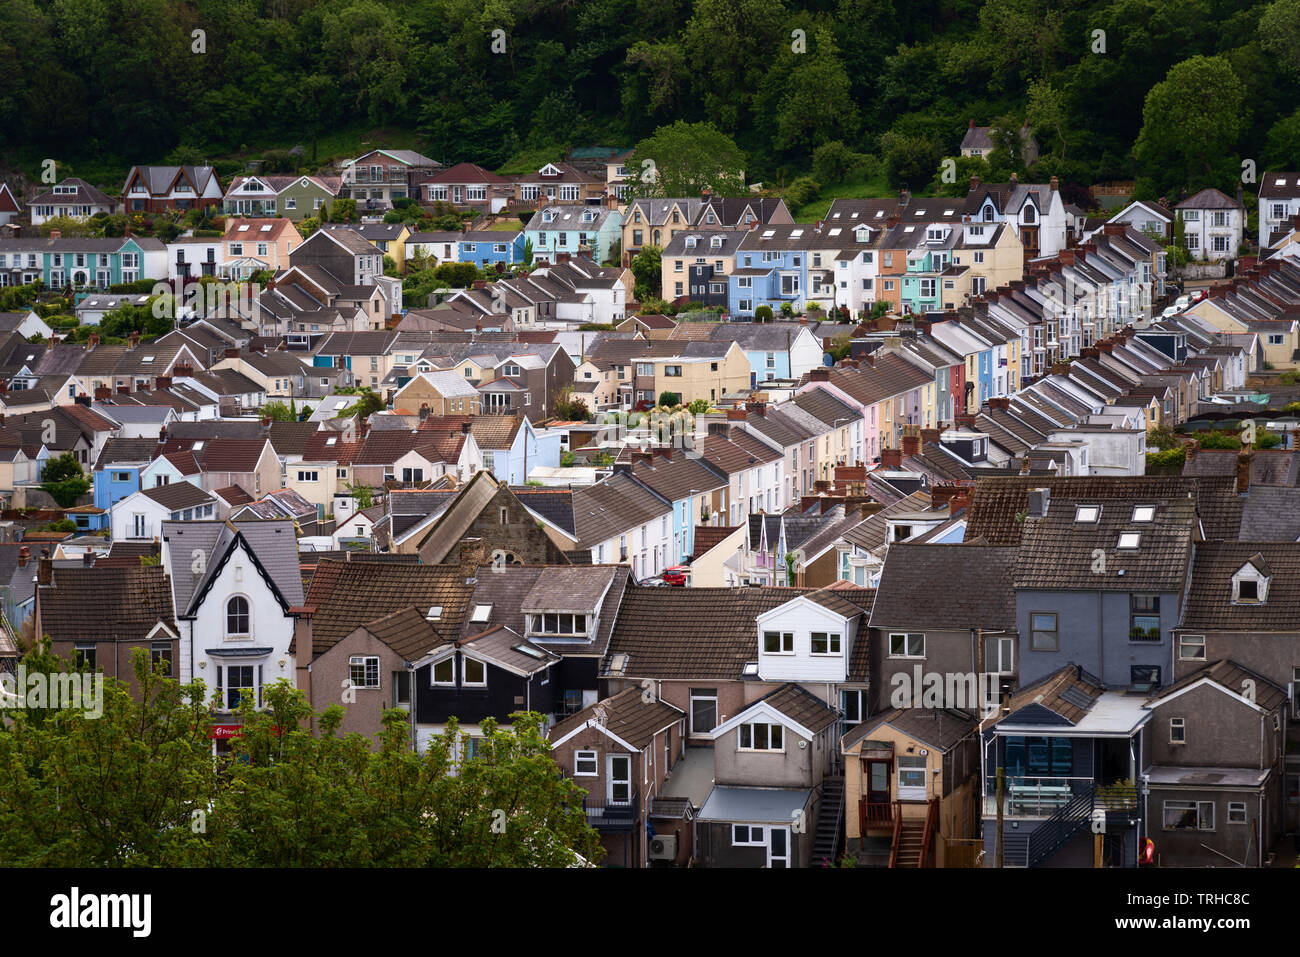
[350,171,410,186]
[984,776,1138,818]
[583,792,638,831]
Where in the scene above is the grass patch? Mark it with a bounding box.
[792,174,897,222]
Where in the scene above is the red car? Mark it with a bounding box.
[663,565,689,586]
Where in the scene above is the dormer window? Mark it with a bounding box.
[530,613,588,638]
[1232,560,1270,603]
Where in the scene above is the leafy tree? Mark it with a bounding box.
[812,141,876,185]
[522,238,534,268]
[339,388,384,420]
[1026,78,1068,161]
[434,262,479,288]
[1259,0,1300,79]
[552,387,590,422]
[630,245,662,301]
[784,177,821,210]
[262,401,296,422]
[754,305,774,322]
[687,399,711,414]
[880,132,943,190]
[40,453,90,508]
[1134,56,1246,195]
[349,483,374,510]
[37,215,93,238]
[628,121,746,198]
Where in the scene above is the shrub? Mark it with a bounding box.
[1198,430,1242,449]
[754,305,774,322]
[1145,447,1187,470]
[784,176,821,209]
[658,391,681,408]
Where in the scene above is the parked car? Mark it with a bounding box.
[663,565,689,586]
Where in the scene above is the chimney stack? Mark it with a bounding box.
[901,434,920,456]
[880,447,902,469]
[17,546,28,568]
[809,367,831,382]
[1237,449,1251,494]
[88,333,100,350]
[37,556,53,586]
[128,331,140,351]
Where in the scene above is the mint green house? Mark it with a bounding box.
[0,236,167,289]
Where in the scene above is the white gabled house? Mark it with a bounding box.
[161,519,305,719]
[755,591,861,687]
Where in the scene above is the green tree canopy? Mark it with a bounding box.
[628,121,747,198]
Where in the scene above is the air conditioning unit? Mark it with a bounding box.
[648,835,677,861]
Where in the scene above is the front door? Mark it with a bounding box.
[867,760,891,804]
[767,826,790,868]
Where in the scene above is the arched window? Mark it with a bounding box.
[227,596,250,636]
[982,206,994,223]
[1023,205,1037,224]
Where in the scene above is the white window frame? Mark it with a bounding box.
[810,631,841,655]
[348,655,380,688]
[1178,634,1206,661]
[888,632,925,658]
[574,750,598,776]
[763,630,794,654]
[738,721,784,752]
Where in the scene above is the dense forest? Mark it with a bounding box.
[2,0,1298,201]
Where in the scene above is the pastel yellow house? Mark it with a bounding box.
[842,708,981,868]
[639,341,749,407]
[1184,294,1300,370]
[573,359,625,410]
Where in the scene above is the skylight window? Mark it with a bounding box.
[471,604,492,623]
[427,605,442,619]
[790,228,803,238]
[514,644,545,659]
[1074,505,1100,523]
[829,228,841,236]
[260,225,272,232]
[192,441,204,451]
[1132,505,1155,522]
[238,225,250,232]
[1117,532,1141,549]
[762,229,775,239]
[831,212,841,219]
[873,211,883,218]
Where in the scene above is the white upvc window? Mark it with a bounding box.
[763,630,794,654]
[574,750,598,776]
[888,632,924,658]
[348,655,380,688]
[738,722,784,751]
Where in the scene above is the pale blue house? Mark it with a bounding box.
[524,206,622,265]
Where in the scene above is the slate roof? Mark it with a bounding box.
[511,487,577,537]
[1013,495,1197,592]
[139,482,216,511]
[549,685,684,749]
[40,565,175,643]
[1146,659,1288,711]
[964,476,1241,545]
[572,472,671,549]
[1180,541,1300,632]
[454,564,631,657]
[1000,664,1105,726]
[1238,486,1300,540]
[869,543,1018,631]
[605,585,815,679]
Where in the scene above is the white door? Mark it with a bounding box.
[607,754,631,805]
[766,826,790,868]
